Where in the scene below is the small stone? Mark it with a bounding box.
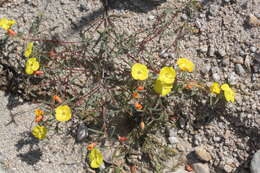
[168,128,178,137]
[148,15,155,21]
[212,73,221,82]
[76,124,88,142]
[235,64,246,75]
[224,164,233,173]
[181,14,188,20]
[251,150,260,173]
[250,46,257,53]
[102,148,115,164]
[227,72,238,85]
[208,45,215,57]
[199,45,208,53]
[194,146,212,162]
[168,136,180,144]
[217,48,226,57]
[248,14,260,26]
[201,64,211,74]
[192,163,210,173]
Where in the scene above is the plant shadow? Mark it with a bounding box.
[15,131,43,165]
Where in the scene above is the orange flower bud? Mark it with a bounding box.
[134,102,143,110]
[137,86,144,91]
[34,71,44,75]
[132,92,139,98]
[118,136,128,142]
[53,95,62,103]
[87,143,97,151]
[140,121,145,130]
[35,115,43,123]
[7,29,16,36]
[35,109,44,116]
[185,84,193,89]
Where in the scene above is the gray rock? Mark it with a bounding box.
[208,45,215,57]
[227,72,238,85]
[217,48,226,57]
[102,148,115,164]
[224,164,233,173]
[168,136,180,144]
[201,64,211,74]
[76,124,88,142]
[148,15,155,21]
[199,45,208,53]
[250,46,257,53]
[235,64,246,75]
[181,14,188,20]
[168,128,178,137]
[192,163,210,173]
[209,5,219,16]
[251,150,260,173]
[194,146,212,162]
[212,73,221,82]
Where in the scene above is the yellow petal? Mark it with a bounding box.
[154,79,172,96]
[55,105,72,122]
[177,58,195,72]
[131,63,149,80]
[158,67,176,84]
[32,125,47,139]
[24,42,34,58]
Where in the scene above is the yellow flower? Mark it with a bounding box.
[177,58,195,72]
[221,84,235,102]
[24,42,34,58]
[154,79,173,96]
[131,63,149,80]
[25,57,40,75]
[158,67,176,84]
[210,82,221,94]
[88,148,104,168]
[32,125,47,139]
[55,105,72,122]
[0,17,16,30]
[35,109,44,116]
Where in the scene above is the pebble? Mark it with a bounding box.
[217,48,226,57]
[194,146,212,162]
[148,15,155,21]
[224,164,233,173]
[251,150,260,173]
[248,14,260,26]
[227,72,238,85]
[212,73,221,82]
[250,46,257,53]
[235,64,246,75]
[76,124,88,142]
[102,148,115,164]
[181,14,188,20]
[192,163,210,173]
[201,64,211,74]
[168,136,180,144]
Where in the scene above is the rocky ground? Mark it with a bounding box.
[0,0,260,173]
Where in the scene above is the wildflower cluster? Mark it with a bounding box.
[31,96,72,140]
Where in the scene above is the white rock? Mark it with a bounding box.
[192,163,210,173]
[251,150,260,173]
